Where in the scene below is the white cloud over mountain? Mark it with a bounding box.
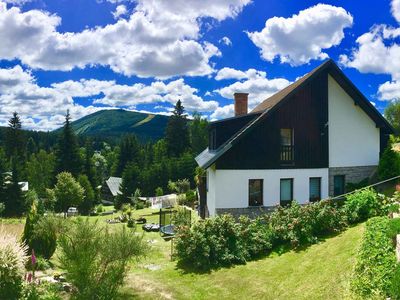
[247,4,353,65]
[0,65,219,130]
[0,0,250,78]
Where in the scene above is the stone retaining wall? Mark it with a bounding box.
[328,165,377,196]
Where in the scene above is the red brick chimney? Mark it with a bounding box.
[234,93,248,117]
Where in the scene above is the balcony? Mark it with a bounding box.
[280,145,294,164]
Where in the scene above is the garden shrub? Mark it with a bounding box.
[176,201,350,269]
[266,202,316,248]
[172,207,192,227]
[238,216,273,258]
[22,200,41,254]
[343,188,381,223]
[390,264,400,300]
[175,221,211,269]
[378,143,400,181]
[175,215,246,269]
[388,217,400,239]
[351,217,397,298]
[0,227,28,299]
[309,200,347,236]
[22,281,62,300]
[58,218,146,299]
[27,216,63,260]
[26,255,51,271]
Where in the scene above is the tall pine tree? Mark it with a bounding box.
[5,112,25,160]
[56,111,82,177]
[83,140,97,189]
[165,100,189,157]
[4,157,24,216]
[115,162,140,209]
[113,134,140,177]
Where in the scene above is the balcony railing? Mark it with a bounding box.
[280,145,294,163]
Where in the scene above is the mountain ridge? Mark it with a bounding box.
[66,109,169,141]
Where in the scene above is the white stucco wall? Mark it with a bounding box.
[328,75,380,167]
[207,167,216,216]
[207,168,329,216]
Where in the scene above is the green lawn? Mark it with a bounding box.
[1,211,365,300]
[123,223,365,300]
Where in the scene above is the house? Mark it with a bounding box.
[196,60,393,218]
[3,172,29,192]
[102,176,122,202]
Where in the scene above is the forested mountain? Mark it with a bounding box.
[64,109,169,141]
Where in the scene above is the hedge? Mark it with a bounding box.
[351,217,398,298]
[175,189,399,271]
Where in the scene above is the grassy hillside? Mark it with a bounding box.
[1,211,364,299]
[68,109,169,141]
[123,221,364,299]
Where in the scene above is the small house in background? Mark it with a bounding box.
[102,177,122,202]
[3,172,29,192]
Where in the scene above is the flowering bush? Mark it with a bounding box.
[0,227,28,299]
[238,216,273,258]
[176,188,396,271]
[175,215,246,269]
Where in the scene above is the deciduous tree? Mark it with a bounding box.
[54,172,84,214]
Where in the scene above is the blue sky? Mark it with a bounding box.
[0,0,399,130]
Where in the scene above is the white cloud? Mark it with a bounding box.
[0,0,251,78]
[2,0,32,5]
[247,4,353,65]
[219,36,232,46]
[112,5,127,19]
[392,0,400,22]
[340,25,400,81]
[91,78,219,112]
[0,63,222,130]
[214,69,290,110]
[0,66,109,131]
[378,80,400,101]
[210,104,234,119]
[215,67,267,80]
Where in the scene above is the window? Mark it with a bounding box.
[249,179,263,206]
[309,177,321,202]
[280,129,294,162]
[333,175,345,197]
[280,178,293,206]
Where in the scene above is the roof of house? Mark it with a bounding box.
[196,59,394,169]
[105,177,122,197]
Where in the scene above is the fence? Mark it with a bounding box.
[159,207,191,229]
[326,175,400,202]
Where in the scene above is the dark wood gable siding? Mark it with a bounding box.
[216,72,329,170]
[209,113,260,150]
